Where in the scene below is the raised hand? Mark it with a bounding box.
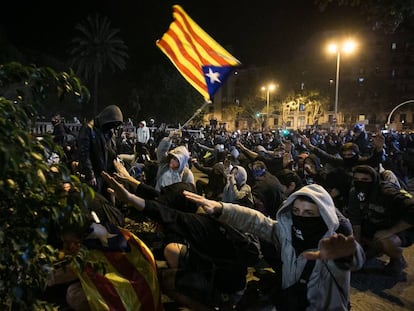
[102,171,132,204]
[112,159,140,192]
[183,190,222,215]
[113,159,131,178]
[303,233,356,260]
[299,134,311,147]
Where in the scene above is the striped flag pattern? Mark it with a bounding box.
[156,5,241,100]
[74,226,163,311]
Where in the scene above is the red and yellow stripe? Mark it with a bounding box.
[75,228,163,311]
[156,5,240,100]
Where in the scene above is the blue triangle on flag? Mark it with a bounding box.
[202,65,234,98]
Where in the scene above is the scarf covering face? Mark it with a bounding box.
[291,214,328,255]
[252,167,266,179]
[353,180,375,202]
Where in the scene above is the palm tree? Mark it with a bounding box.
[69,14,128,116]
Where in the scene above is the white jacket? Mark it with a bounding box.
[136,121,150,144]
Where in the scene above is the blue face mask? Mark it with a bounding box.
[252,168,266,178]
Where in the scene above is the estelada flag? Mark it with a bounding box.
[156,5,241,101]
[74,223,163,311]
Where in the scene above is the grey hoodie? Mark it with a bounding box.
[155,137,194,191]
[219,184,365,311]
[222,165,253,205]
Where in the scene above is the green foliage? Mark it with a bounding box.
[0,63,94,310]
[0,62,90,118]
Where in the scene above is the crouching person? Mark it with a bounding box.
[348,165,414,275]
[184,183,366,311]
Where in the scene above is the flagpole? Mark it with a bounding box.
[180,100,212,129]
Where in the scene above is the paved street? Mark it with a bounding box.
[350,249,414,311]
[348,179,414,311]
[189,167,414,310]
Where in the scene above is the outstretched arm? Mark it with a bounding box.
[113,159,141,192]
[183,190,223,215]
[236,141,258,159]
[302,233,357,260]
[102,171,146,211]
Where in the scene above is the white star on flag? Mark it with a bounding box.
[85,223,118,247]
[205,68,221,84]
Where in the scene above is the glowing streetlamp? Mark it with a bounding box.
[261,84,275,128]
[327,39,357,129]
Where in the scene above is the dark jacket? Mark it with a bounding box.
[348,167,414,237]
[77,105,123,194]
[251,172,285,219]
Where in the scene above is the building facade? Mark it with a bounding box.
[208,25,414,132]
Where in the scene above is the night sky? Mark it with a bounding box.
[1,0,365,67]
[0,0,366,117]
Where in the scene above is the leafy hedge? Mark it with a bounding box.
[0,62,94,310]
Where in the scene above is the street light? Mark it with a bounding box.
[261,84,275,128]
[327,39,357,130]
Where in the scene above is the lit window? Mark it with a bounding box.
[391,42,397,50]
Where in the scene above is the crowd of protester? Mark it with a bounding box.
[47,107,414,310]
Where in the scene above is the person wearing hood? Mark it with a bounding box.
[300,133,385,214]
[352,123,371,156]
[136,120,150,145]
[183,184,365,311]
[155,130,194,191]
[302,154,326,185]
[299,134,385,171]
[348,165,414,275]
[222,165,254,208]
[192,159,227,201]
[236,141,294,177]
[250,160,285,219]
[77,105,123,197]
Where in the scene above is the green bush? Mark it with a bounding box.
[0,62,93,310]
